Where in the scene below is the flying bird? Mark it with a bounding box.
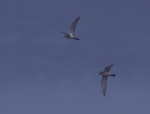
[99,64,116,96]
[59,17,80,40]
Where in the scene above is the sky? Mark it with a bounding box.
[0,0,150,114]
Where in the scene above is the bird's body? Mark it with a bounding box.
[99,64,116,96]
[59,17,80,40]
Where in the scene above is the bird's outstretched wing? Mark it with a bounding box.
[101,76,107,96]
[104,64,114,72]
[69,17,80,34]
[59,31,68,35]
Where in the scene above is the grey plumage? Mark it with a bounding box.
[101,76,107,96]
[59,17,80,40]
[69,17,80,35]
[99,64,116,96]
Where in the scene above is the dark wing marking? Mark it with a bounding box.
[104,64,114,72]
[59,31,68,35]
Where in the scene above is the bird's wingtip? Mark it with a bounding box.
[58,31,66,34]
[76,16,80,20]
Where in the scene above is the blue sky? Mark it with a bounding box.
[0,0,150,114]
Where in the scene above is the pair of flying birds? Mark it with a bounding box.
[59,17,116,96]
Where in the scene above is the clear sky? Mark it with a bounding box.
[0,0,150,114]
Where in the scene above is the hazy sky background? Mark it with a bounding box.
[0,0,150,114]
